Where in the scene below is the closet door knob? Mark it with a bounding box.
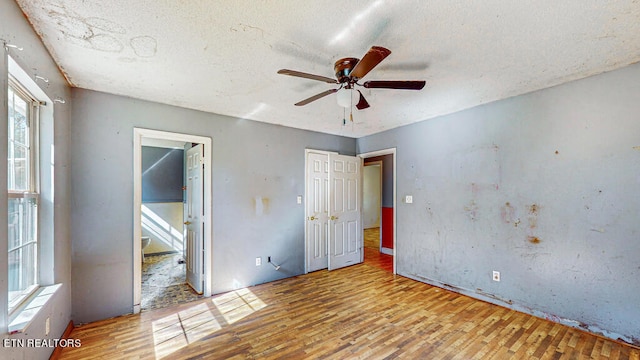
[184,221,192,225]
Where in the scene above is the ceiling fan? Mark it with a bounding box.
[278,46,426,110]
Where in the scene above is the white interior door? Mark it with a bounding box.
[328,153,363,270]
[306,152,329,272]
[185,144,204,294]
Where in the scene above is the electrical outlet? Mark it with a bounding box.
[492,271,500,282]
[256,257,261,266]
[405,195,413,204]
[296,196,302,204]
[45,317,50,336]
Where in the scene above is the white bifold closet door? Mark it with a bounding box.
[305,151,362,272]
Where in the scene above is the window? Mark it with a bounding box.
[7,78,40,313]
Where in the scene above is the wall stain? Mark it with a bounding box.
[470,182,480,196]
[130,36,157,57]
[535,307,640,347]
[426,206,433,217]
[500,202,516,224]
[53,14,93,41]
[441,282,462,292]
[464,200,479,221]
[88,33,123,52]
[42,2,156,57]
[527,203,540,229]
[520,252,551,260]
[236,23,267,38]
[253,196,269,216]
[528,236,541,244]
[85,17,126,34]
[475,288,513,305]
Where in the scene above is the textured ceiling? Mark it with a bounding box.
[15,0,640,138]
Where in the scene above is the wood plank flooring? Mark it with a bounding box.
[364,227,381,249]
[364,247,393,273]
[58,263,639,359]
[364,227,393,273]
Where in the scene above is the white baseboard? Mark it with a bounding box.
[381,247,393,255]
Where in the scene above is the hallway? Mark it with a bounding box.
[363,227,393,273]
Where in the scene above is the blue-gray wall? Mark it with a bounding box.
[142,146,184,203]
[70,89,355,323]
[0,1,73,359]
[357,62,640,345]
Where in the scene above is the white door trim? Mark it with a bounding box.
[358,148,397,275]
[133,128,213,313]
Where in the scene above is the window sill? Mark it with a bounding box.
[8,284,61,334]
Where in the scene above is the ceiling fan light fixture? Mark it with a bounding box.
[336,88,352,108]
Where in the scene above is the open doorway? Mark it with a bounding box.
[138,139,199,310]
[363,161,392,272]
[133,128,212,314]
[359,148,396,274]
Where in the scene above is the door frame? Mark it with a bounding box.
[358,148,397,274]
[133,128,213,313]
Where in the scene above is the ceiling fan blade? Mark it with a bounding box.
[278,69,338,84]
[355,90,370,110]
[294,88,339,106]
[363,80,426,90]
[350,46,392,80]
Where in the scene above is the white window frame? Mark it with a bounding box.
[7,76,40,314]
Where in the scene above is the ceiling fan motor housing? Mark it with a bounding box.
[334,57,359,84]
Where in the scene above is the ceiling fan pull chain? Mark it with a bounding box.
[350,90,354,122]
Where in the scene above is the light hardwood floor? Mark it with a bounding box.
[58,263,639,359]
[364,227,381,249]
[363,227,393,273]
